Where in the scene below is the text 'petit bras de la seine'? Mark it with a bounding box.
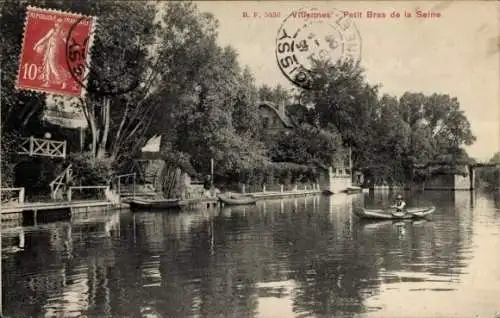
[343,10,441,19]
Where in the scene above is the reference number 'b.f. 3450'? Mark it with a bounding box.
[275,8,362,89]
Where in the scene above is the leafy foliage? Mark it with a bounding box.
[67,152,113,185]
[270,124,343,169]
[296,59,477,184]
[476,152,500,189]
[0,1,479,193]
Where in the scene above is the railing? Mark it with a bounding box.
[67,186,109,202]
[0,187,25,204]
[240,183,321,194]
[50,164,73,200]
[18,136,67,158]
[183,184,205,200]
[110,173,136,196]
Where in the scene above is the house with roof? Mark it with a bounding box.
[257,101,295,134]
[257,100,355,193]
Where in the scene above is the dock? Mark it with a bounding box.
[1,200,114,214]
[249,189,322,199]
[183,198,220,209]
[1,189,322,219]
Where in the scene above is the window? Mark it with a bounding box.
[263,117,270,128]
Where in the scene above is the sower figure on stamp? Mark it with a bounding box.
[33,18,70,89]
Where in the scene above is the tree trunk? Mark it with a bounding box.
[88,113,98,163]
[97,98,110,159]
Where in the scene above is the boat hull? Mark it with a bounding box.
[322,189,334,196]
[344,186,363,194]
[218,195,257,206]
[355,206,436,220]
[129,198,187,211]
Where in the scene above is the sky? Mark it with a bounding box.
[195,1,500,162]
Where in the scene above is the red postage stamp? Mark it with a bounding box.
[16,6,95,98]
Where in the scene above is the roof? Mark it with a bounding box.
[258,101,294,128]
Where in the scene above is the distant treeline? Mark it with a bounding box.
[476,152,500,189]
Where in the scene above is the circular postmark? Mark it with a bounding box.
[65,16,144,97]
[275,8,362,89]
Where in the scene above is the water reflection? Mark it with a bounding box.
[3,191,500,317]
[2,209,121,317]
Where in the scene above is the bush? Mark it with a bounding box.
[68,152,114,185]
[218,161,318,188]
[0,132,19,187]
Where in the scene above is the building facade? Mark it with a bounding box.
[257,101,294,134]
[257,100,353,194]
[423,165,474,190]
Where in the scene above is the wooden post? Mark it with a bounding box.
[62,141,67,158]
[349,146,353,186]
[242,184,246,193]
[29,136,34,156]
[67,188,72,202]
[133,173,136,198]
[18,188,25,204]
[210,158,214,187]
[118,177,121,195]
[79,128,84,152]
[263,184,266,192]
[280,184,284,192]
[469,165,475,191]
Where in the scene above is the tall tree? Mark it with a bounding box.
[232,66,260,136]
[258,84,292,105]
[150,2,268,178]
[270,124,344,169]
[0,0,158,165]
[300,60,379,170]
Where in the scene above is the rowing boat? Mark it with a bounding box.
[218,194,257,206]
[354,206,436,220]
[128,197,187,211]
[344,186,363,194]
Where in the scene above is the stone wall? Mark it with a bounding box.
[454,174,472,190]
[318,167,352,194]
[424,174,454,189]
[423,171,473,190]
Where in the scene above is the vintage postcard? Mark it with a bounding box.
[0,1,499,318]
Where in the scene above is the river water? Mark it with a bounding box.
[2,190,500,318]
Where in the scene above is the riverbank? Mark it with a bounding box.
[0,188,324,220]
[250,189,321,199]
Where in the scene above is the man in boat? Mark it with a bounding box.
[391,194,406,212]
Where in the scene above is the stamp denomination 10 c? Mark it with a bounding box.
[16,6,95,98]
[276,8,362,89]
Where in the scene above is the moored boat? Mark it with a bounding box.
[218,194,257,206]
[322,189,334,195]
[128,197,187,211]
[354,206,435,220]
[344,186,363,194]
